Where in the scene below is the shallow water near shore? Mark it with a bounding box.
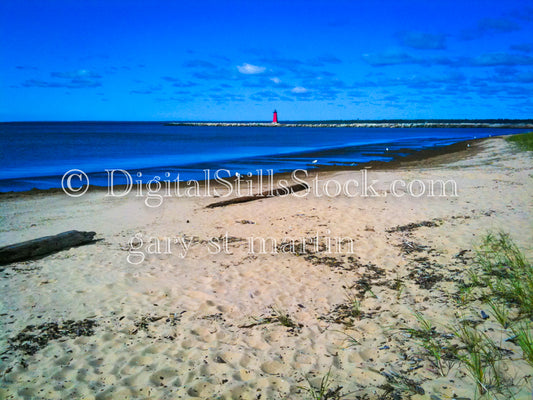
[0,122,529,192]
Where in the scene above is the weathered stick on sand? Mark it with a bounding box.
[206,183,309,209]
[0,230,97,265]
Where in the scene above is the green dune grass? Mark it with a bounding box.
[506,131,533,151]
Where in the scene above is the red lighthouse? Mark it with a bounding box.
[272,110,278,124]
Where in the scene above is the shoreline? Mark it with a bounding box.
[0,136,493,198]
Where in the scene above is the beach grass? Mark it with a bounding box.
[455,232,532,397]
[475,231,533,318]
[343,288,362,318]
[336,330,360,349]
[506,131,533,151]
[408,311,454,376]
[298,368,344,400]
[512,321,533,368]
[393,232,532,398]
[270,306,299,328]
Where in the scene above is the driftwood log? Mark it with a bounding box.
[206,182,309,209]
[0,230,97,265]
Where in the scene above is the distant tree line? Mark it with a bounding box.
[286,119,533,124]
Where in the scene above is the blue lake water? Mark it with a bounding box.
[0,122,527,192]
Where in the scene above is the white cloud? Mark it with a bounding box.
[291,86,308,93]
[237,63,266,74]
[270,77,281,84]
[51,69,102,79]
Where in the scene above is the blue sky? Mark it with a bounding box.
[1,0,532,121]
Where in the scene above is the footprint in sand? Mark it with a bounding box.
[190,327,216,342]
[254,377,291,396]
[187,381,216,397]
[141,344,160,354]
[97,373,118,386]
[200,362,231,377]
[243,333,270,350]
[215,351,241,365]
[181,339,195,349]
[239,353,252,368]
[348,367,387,386]
[260,360,288,375]
[216,305,229,312]
[294,353,314,364]
[100,331,115,341]
[234,368,255,382]
[149,368,179,386]
[119,371,141,387]
[128,355,153,366]
[54,354,74,366]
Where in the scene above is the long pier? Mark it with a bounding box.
[165,121,533,129]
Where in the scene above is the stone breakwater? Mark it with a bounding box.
[165,122,533,128]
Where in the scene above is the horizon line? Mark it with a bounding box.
[2,118,533,124]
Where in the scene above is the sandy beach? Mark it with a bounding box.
[0,136,532,399]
